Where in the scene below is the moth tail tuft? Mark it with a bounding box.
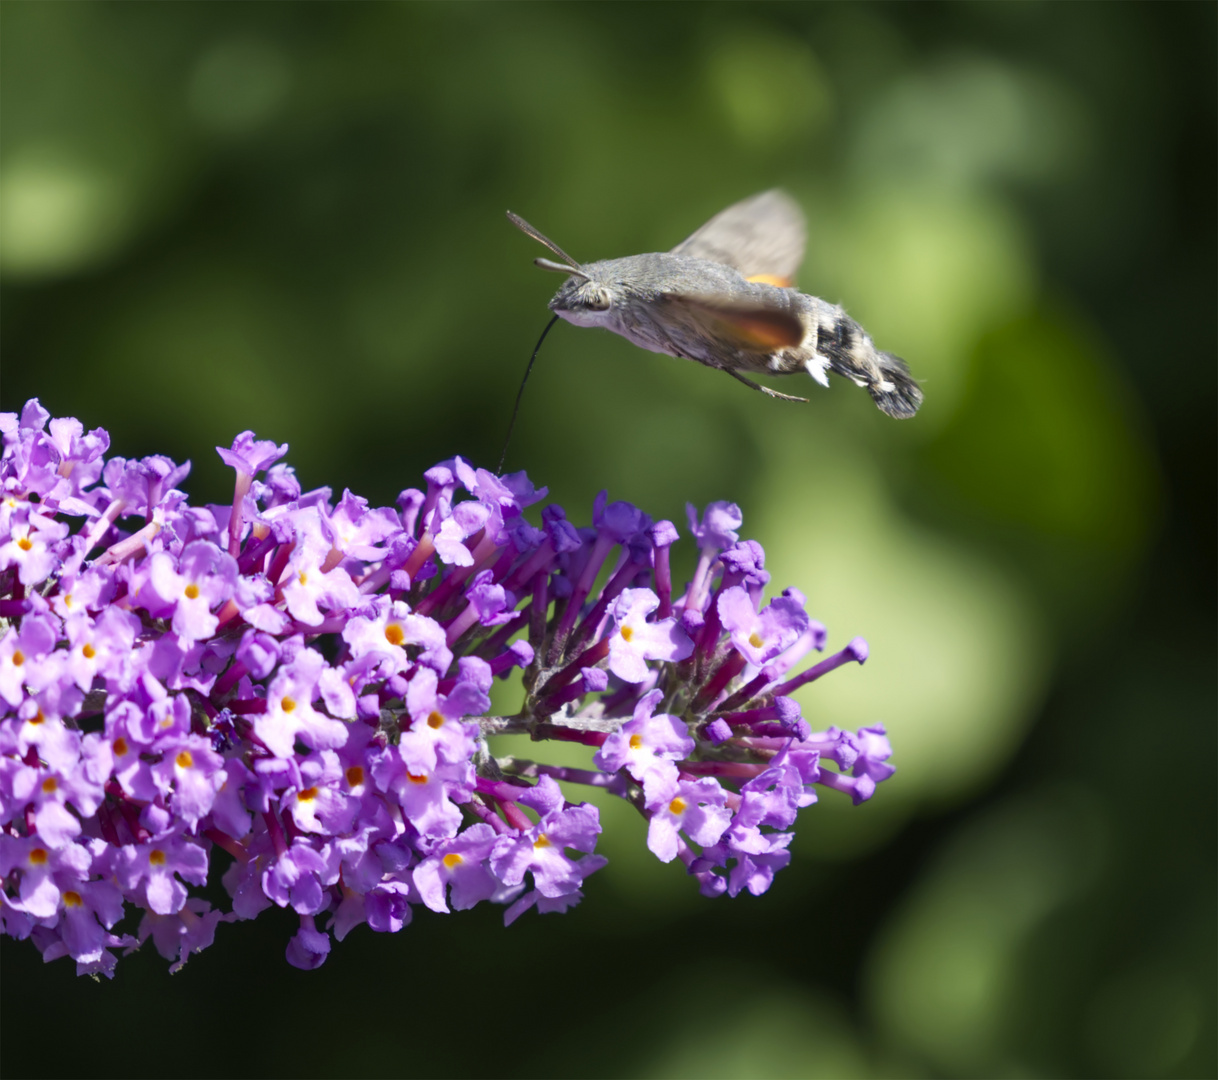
[819,312,923,419]
[867,352,923,419]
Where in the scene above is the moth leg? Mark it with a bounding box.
[726,369,809,404]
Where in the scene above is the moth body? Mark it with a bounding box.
[508,192,922,419]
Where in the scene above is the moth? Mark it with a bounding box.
[507,190,922,418]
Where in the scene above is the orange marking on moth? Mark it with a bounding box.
[726,313,803,349]
[745,273,793,288]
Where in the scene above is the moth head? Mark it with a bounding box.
[505,210,614,325]
[546,275,615,326]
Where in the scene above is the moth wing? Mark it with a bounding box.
[666,293,805,352]
[670,190,806,287]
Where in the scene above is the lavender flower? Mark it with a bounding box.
[0,399,893,976]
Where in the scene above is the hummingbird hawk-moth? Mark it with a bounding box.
[507,190,922,419]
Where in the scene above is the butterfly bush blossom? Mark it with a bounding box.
[0,400,893,976]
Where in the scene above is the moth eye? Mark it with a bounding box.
[585,289,611,311]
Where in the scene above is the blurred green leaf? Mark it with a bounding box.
[919,307,1159,616]
[865,786,1108,1076]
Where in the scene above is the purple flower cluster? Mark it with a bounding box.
[0,399,893,977]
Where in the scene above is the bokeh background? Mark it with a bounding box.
[1,3,1213,1077]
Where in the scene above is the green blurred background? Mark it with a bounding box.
[1,3,1213,1077]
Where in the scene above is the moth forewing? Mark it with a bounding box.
[667,294,805,352]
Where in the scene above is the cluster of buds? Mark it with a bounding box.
[0,399,892,976]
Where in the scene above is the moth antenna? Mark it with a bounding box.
[506,211,585,274]
[498,314,560,475]
[534,257,589,280]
